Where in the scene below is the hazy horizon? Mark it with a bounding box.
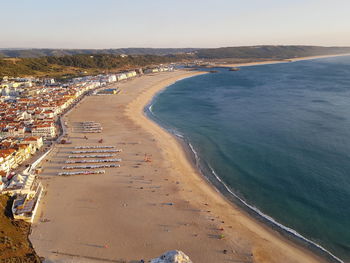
[1,0,350,49]
[1,45,350,50]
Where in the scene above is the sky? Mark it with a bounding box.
[1,0,350,49]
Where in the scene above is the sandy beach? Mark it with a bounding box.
[216,53,350,68]
[30,70,328,263]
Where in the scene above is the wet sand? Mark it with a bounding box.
[30,70,327,263]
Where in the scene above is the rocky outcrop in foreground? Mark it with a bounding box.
[150,250,193,263]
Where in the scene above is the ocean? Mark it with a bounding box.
[148,56,350,262]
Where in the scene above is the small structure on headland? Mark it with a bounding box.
[150,250,193,263]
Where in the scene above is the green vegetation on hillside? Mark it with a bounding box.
[45,54,185,68]
[1,46,350,60]
[0,54,187,78]
[0,48,197,58]
[1,46,350,78]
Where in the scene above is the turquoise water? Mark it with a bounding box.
[149,56,350,262]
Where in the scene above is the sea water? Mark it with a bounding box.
[149,56,350,262]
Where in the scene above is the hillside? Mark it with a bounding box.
[195,45,350,59]
[0,54,187,78]
[1,46,350,60]
[0,195,41,262]
[1,46,350,78]
[0,48,197,58]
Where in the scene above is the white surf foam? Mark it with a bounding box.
[189,142,200,165]
[206,163,343,263]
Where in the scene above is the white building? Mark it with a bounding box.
[20,136,43,151]
[116,73,127,81]
[32,124,56,138]
[126,71,137,78]
[107,75,117,83]
[0,177,5,191]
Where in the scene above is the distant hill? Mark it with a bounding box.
[1,46,350,60]
[0,48,198,58]
[1,45,350,79]
[195,45,350,59]
[0,53,188,79]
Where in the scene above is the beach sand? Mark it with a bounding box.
[30,70,327,263]
[216,53,350,68]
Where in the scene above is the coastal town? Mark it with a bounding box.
[2,0,350,261]
[0,65,174,223]
[0,60,339,262]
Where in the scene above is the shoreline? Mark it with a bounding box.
[31,70,330,262]
[163,133,342,263]
[214,53,350,68]
[126,71,331,262]
[143,72,344,263]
